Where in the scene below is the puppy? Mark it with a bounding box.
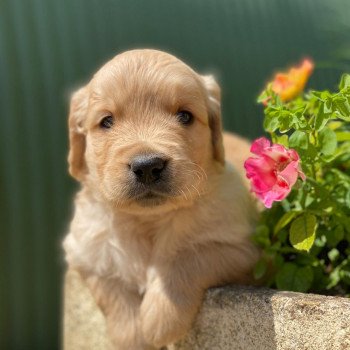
[63,49,259,350]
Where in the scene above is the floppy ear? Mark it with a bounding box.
[202,75,225,165]
[68,86,89,181]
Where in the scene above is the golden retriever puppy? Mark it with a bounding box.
[63,49,259,350]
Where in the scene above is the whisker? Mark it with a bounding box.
[180,189,188,201]
[191,184,201,197]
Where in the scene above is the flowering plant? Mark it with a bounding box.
[248,60,350,295]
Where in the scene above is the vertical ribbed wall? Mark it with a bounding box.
[1,0,349,349]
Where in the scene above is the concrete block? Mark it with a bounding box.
[63,269,111,350]
[63,269,350,350]
[170,286,350,350]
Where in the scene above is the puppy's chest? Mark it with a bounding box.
[67,230,147,284]
[110,233,153,291]
[87,227,154,292]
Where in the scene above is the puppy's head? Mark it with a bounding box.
[68,49,225,214]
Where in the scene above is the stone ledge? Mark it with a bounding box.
[63,269,112,350]
[64,269,350,350]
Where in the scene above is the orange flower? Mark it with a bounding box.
[271,59,314,101]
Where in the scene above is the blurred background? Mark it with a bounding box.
[1,0,350,349]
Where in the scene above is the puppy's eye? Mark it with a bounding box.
[100,116,114,129]
[176,111,194,125]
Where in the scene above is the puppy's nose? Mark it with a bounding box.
[130,155,167,184]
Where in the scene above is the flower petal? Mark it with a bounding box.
[270,58,314,101]
[244,156,276,189]
[250,137,271,156]
[278,161,299,187]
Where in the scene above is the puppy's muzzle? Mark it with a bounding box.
[130,154,167,185]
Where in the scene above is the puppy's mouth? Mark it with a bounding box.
[133,190,168,207]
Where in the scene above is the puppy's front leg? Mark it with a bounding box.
[141,242,258,348]
[140,267,203,349]
[83,273,156,350]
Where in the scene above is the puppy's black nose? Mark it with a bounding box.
[130,155,167,184]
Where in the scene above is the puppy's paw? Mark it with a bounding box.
[141,303,184,347]
[140,290,195,348]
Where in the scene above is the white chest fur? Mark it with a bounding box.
[63,194,156,293]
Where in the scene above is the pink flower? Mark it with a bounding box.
[244,137,306,208]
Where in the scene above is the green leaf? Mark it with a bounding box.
[255,225,270,236]
[340,268,350,285]
[279,111,293,133]
[327,268,341,289]
[253,225,270,248]
[346,190,350,208]
[339,74,350,90]
[253,259,268,280]
[327,225,344,247]
[335,113,350,122]
[305,143,318,159]
[337,213,350,235]
[295,254,316,266]
[273,211,299,235]
[312,90,332,101]
[314,234,326,248]
[276,263,314,292]
[336,131,350,142]
[289,214,317,251]
[319,128,337,156]
[328,121,343,130]
[276,134,289,147]
[263,114,279,132]
[274,254,284,267]
[333,96,350,119]
[328,248,340,262]
[312,265,328,291]
[289,131,308,150]
[311,91,322,99]
[315,109,331,131]
[324,99,332,113]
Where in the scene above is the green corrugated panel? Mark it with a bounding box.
[1,0,349,349]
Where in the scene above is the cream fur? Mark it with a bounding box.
[63,49,259,350]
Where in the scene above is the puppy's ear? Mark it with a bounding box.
[202,75,225,165]
[68,86,88,181]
